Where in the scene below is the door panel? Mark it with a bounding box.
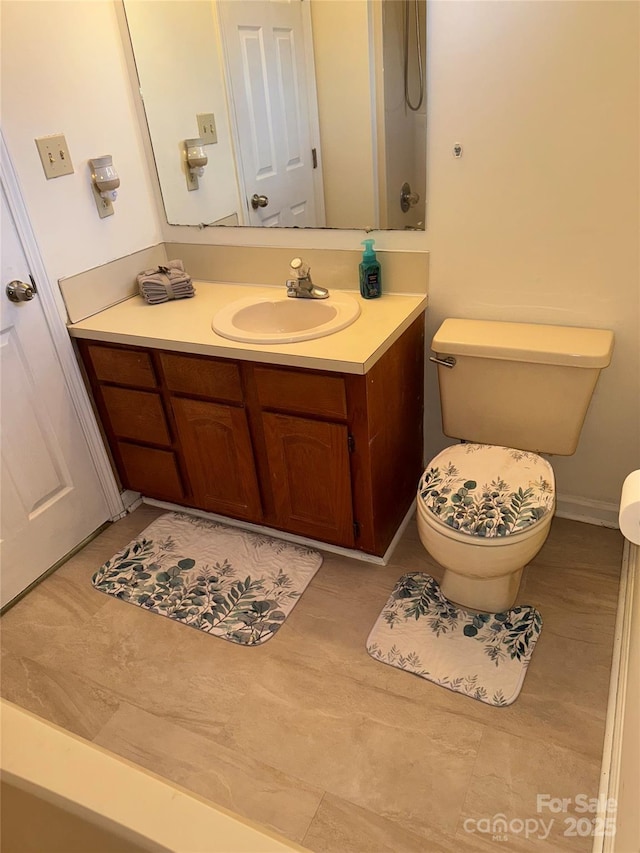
[0,185,110,607]
[1,325,71,511]
[238,25,277,179]
[262,412,354,546]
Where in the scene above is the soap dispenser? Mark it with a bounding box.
[359,239,382,299]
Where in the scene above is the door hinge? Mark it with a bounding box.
[353,520,360,539]
[347,434,355,453]
[311,147,317,169]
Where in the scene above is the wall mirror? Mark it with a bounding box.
[123,0,426,231]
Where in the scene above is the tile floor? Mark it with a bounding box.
[0,505,623,852]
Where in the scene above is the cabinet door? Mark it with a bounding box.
[171,397,262,520]
[262,412,354,546]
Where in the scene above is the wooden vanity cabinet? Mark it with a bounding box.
[76,314,424,557]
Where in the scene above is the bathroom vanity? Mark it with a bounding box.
[70,282,426,557]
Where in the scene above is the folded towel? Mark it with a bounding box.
[137,260,195,304]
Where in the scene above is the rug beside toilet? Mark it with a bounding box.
[366,572,542,706]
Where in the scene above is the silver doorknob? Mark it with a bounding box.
[6,280,36,303]
[400,182,420,213]
[250,194,269,210]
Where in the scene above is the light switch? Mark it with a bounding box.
[35,134,74,179]
[197,113,217,145]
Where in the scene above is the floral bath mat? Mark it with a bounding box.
[366,572,542,706]
[92,512,322,646]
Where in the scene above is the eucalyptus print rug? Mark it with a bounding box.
[92,512,322,646]
[367,572,542,706]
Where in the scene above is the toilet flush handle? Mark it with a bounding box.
[429,356,457,368]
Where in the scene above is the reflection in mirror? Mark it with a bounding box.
[123,0,426,230]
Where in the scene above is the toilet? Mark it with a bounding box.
[417,318,614,613]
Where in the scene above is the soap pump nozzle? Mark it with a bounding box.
[361,239,377,261]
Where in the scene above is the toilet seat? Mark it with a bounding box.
[418,444,555,542]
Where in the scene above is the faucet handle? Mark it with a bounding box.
[290,257,310,278]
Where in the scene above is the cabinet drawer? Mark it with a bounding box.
[159,352,243,402]
[254,366,347,419]
[101,386,171,445]
[117,442,185,501]
[86,344,157,388]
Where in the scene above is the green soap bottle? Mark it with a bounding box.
[359,239,382,299]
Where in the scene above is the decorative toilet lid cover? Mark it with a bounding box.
[418,444,555,539]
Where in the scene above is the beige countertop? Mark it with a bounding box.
[68,281,427,375]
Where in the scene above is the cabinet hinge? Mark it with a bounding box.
[347,434,355,453]
[353,520,360,539]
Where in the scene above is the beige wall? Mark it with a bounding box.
[424,0,640,510]
[1,0,638,511]
[123,0,242,226]
[0,0,162,293]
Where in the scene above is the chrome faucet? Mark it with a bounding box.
[286,258,329,299]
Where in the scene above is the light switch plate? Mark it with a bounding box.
[35,134,74,179]
[197,113,217,145]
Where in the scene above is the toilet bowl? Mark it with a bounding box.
[416,443,555,612]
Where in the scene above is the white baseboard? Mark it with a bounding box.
[121,490,143,513]
[555,494,620,529]
[142,498,415,566]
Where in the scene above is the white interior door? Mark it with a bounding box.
[219,0,320,227]
[0,186,111,608]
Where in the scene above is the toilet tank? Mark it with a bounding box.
[432,319,614,455]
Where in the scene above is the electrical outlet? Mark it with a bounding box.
[197,113,217,145]
[186,169,199,192]
[90,182,115,218]
[35,134,74,179]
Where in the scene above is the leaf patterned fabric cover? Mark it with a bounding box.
[418,444,555,538]
[367,572,542,706]
[92,512,322,646]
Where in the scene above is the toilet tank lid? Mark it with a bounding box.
[432,319,614,368]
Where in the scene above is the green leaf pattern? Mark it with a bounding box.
[419,444,554,538]
[92,512,322,646]
[367,572,542,707]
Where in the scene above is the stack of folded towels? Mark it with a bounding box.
[137,259,195,305]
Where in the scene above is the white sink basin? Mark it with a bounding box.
[212,292,361,344]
